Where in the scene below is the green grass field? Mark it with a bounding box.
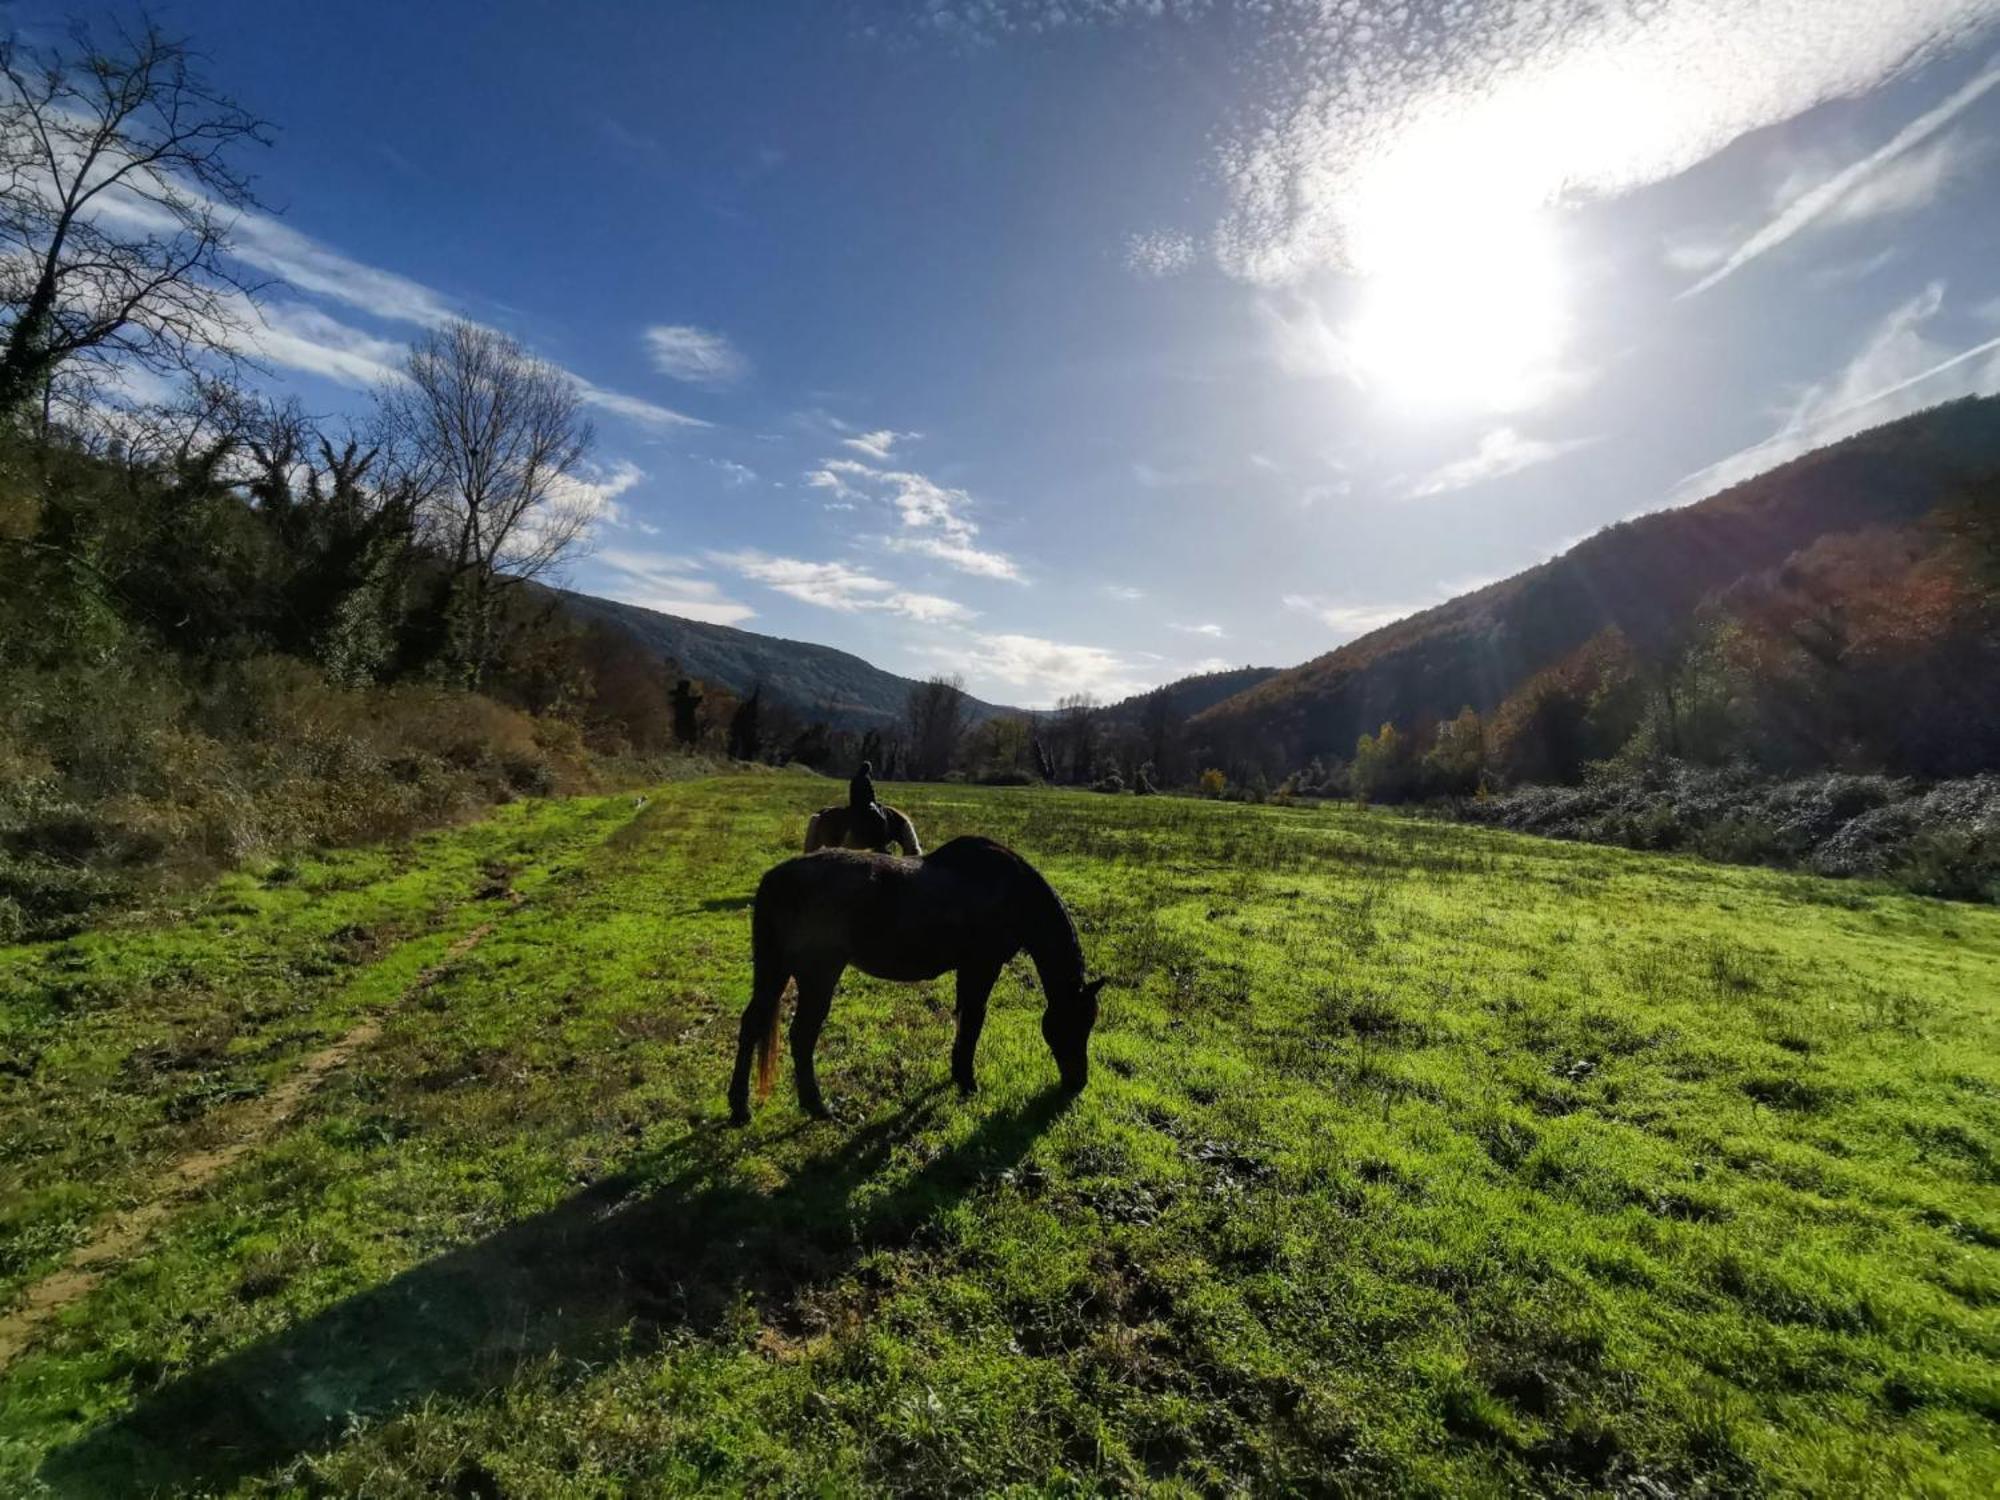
[2,776,1998,1496]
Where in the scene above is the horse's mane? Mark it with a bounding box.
[927,837,1082,983]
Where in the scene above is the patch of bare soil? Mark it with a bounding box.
[0,916,505,1370]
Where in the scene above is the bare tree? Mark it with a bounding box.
[1054,692,1099,783]
[904,673,968,781]
[0,20,272,422]
[378,320,595,682]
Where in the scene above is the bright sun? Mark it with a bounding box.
[1338,168,1568,412]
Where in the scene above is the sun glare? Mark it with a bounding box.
[1338,164,1568,413]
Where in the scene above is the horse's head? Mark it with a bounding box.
[1042,976,1107,1091]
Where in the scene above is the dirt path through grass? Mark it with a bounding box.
[0,908,516,1370]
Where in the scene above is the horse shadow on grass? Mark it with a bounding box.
[42,1085,1073,1496]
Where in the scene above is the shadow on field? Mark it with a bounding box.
[42,1086,1072,1496]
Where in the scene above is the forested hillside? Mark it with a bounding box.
[557,589,1009,730]
[1192,398,2000,776]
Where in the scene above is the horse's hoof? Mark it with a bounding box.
[955,1079,978,1097]
[728,1105,751,1127]
[804,1101,838,1122]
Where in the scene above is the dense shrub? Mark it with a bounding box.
[975,768,1036,787]
[0,650,598,939]
[1457,762,2000,901]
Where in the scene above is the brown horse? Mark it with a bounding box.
[803,801,922,855]
[728,836,1104,1124]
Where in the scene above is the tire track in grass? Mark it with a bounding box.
[0,901,518,1370]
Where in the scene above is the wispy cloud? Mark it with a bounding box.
[1125,229,1198,276]
[243,301,408,388]
[1671,281,2000,503]
[1407,426,1598,498]
[550,459,647,529]
[841,428,913,460]
[643,324,750,385]
[573,379,712,430]
[1282,594,1413,642]
[923,632,1147,705]
[806,450,1025,581]
[1684,60,2000,296]
[593,549,755,626]
[1103,583,1145,602]
[1171,622,1225,638]
[713,550,973,622]
[230,214,458,327]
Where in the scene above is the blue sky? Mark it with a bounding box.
[23,0,2000,704]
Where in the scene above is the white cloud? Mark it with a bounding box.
[888,533,1021,581]
[1103,583,1145,601]
[1685,59,2000,295]
[550,459,646,529]
[1171,622,1225,638]
[1671,281,2000,503]
[1407,426,1599,498]
[1125,230,1199,276]
[1282,594,1415,642]
[230,214,457,327]
[573,379,711,430]
[1212,2,2000,286]
[1824,131,1974,222]
[61,129,697,432]
[715,552,896,610]
[714,550,973,622]
[643,324,750,385]
[243,301,408,387]
[924,632,1148,705]
[709,458,758,487]
[890,591,975,624]
[804,452,1026,581]
[842,429,913,460]
[593,549,755,626]
[1662,235,1733,275]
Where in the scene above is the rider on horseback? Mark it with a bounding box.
[849,759,890,850]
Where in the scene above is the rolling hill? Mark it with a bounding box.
[555,589,1015,730]
[1099,664,1281,723]
[1189,396,2000,769]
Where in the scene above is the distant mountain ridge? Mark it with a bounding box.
[556,398,2000,760]
[556,590,1015,729]
[559,595,1282,736]
[1188,396,2000,768]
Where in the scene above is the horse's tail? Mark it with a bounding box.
[750,887,790,1100]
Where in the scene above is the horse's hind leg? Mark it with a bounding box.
[728,965,789,1125]
[790,965,843,1120]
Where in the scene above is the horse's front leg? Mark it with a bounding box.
[952,962,1000,1096]
[791,966,842,1119]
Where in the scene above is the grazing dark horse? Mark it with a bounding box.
[802,802,922,855]
[728,836,1105,1124]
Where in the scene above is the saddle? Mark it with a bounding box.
[850,799,891,849]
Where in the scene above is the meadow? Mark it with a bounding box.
[1,775,1997,1496]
